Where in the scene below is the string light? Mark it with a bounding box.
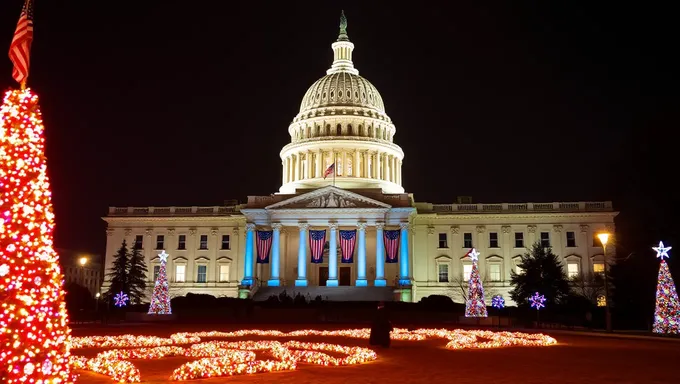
[69,328,556,382]
[0,88,74,383]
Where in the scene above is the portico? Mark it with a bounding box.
[239,186,414,289]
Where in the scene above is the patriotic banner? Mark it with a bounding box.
[9,0,34,85]
[256,230,273,264]
[339,230,356,264]
[384,230,400,263]
[309,229,326,264]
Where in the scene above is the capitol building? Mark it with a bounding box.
[102,14,617,305]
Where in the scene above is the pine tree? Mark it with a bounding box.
[106,240,130,302]
[652,242,679,334]
[128,245,148,305]
[0,88,74,383]
[510,242,571,307]
[465,249,488,317]
[148,251,172,315]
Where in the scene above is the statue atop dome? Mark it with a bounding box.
[338,10,349,41]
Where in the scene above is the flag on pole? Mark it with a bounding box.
[9,0,35,86]
[323,163,335,179]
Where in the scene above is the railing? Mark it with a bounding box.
[427,201,613,214]
[108,206,241,216]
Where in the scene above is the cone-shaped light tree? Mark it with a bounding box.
[652,241,679,334]
[0,88,74,383]
[465,248,488,317]
[148,250,172,315]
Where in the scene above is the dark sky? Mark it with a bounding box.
[0,1,675,258]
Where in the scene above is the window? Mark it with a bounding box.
[175,265,185,282]
[199,235,208,250]
[566,231,576,247]
[593,234,603,247]
[219,265,230,282]
[156,235,164,250]
[221,235,230,250]
[153,265,160,281]
[197,265,207,283]
[513,257,523,275]
[177,235,186,250]
[593,263,605,274]
[514,232,524,248]
[134,235,143,250]
[463,264,473,281]
[540,232,550,247]
[463,233,473,248]
[489,264,501,282]
[438,264,449,282]
[438,233,448,248]
[567,263,580,278]
[489,232,499,248]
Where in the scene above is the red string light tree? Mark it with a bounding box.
[0,1,74,382]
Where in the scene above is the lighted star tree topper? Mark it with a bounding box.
[0,88,74,383]
[652,241,679,334]
[148,250,172,315]
[465,248,488,317]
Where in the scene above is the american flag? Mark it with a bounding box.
[323,163,335,179]
[256,230,273,264]
[309,229,326,263]
[384,230,400,263]
[9,0,35,85]
[339,230,356,263]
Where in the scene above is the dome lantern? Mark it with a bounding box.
[327,10,358,76]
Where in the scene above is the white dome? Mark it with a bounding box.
[300,72,385,114]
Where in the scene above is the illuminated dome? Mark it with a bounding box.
[299,73,386,114]
[279,12,404,195]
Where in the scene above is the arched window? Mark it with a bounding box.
[315,126,320,136]
[348,124,353,135]
[358,124,364,136]
[325,124,331,136]
[368,126,373,137]
[336,124,342,136]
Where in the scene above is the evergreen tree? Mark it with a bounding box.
[510,242,571,307]
[106,240,130,301]
[652,242,679,334]
[128,245,148,305]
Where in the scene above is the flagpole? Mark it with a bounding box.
[333,153,337,187]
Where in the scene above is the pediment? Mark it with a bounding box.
[265,186,391,210]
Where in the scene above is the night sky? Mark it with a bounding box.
[0,1,675,261]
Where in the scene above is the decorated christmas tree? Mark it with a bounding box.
[465,248,488,317]
[0,89,74,382]
[652,241,679,334]
[148,250,172,315]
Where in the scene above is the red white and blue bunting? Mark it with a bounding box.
[339,230,356,264]
[256,230,272,264]
[384,230,400,263]
[309,229,326,264]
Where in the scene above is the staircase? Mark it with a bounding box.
[252,286,395,302]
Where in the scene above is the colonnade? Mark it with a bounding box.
[241,222,411,287]
[281,150,402,185]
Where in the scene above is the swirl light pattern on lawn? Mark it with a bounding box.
[69,328,556,382]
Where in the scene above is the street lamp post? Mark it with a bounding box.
[597,232,612,332]
[95,292,100,313]
[78,256,88,289]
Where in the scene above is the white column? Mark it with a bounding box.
[327,223,339,286]
[342,150,348,176]
[392,156,397,182]
[372,152,378,179]
[295,223,309,286]
[294,154,300,181]
[316,150,322,178]
[305,152,312,179]
[363,151,369,178]
[397,159,402,185]
[268,223,282,286]
[356,222,368,286]
[354,150,360,177]
[382,153,388,181]
[398,223,411,286]
[374,223,386,286]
